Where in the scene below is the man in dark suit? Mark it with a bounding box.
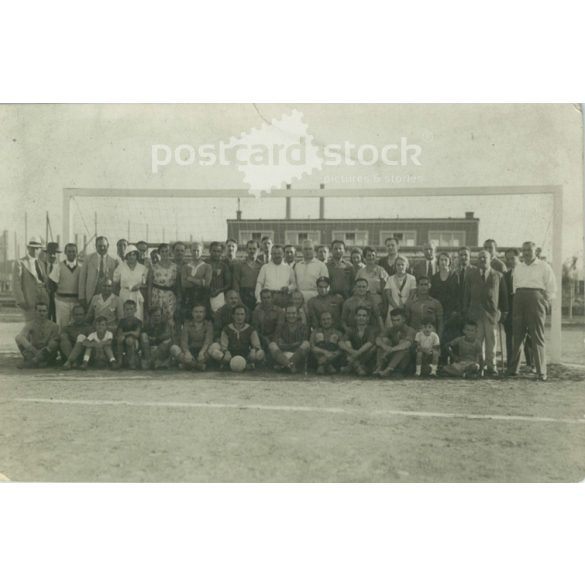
[463,249,508,375]
[483,239,506,273]
[413,241,438,281]
[78,236,117,308]
[503,248,533,370]
[455,246,477,309]
[43,242,61,321]
[13,236,49,324]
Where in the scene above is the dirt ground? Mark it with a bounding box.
[0,316,583,482]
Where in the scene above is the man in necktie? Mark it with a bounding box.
[456,246,477,310]
[79,236,116,308]
[463,250,508,376]
[414,241,437,281]
[503,247,533,373]
[44,242,61,321]
[13,236,49,325]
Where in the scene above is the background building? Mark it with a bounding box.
[227,196,479,250]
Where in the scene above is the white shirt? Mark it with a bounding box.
[23,254,43,283]
[513,258,557,300]
[255,262,296,301]
[293,258,329,293]
[415,330,440,351]
[87,330,114,343]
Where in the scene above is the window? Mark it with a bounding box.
[332,230,369,247]
[379,230,417,247]
[285,230,321,245]
[428,231,466,247]
[238,230,274,245]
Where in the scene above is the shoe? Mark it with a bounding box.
[429,371,437,378]
[81,362,89,370]
[316,366,326,375]
[537,374,548,382]
[62,362,72,370]
[326,365,337,374]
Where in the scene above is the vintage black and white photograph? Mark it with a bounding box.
[0,103,583,482]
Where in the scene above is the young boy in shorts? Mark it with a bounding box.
[61,304,92,368]
[415,318,441,377]
[208,304,265,370]
[310,311,344,375]
[444,320,483,378]
[268,304,310,373]
[140,307,173,369]
[115,299,142,369]
[80,316,116,369]
[172,304,213,371]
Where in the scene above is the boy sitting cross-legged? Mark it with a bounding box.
[79,315,116,369]
[115,299,142,369]
[15,302,60,368]
[310,311,344,375]
[268,304,310,373]
[140,307,173,370]
[172,304,213,371]
[373,308,416,378]
[338,306,378,376]
[61,304,92,368]
[444,320,483,378]
[208,304,265,370]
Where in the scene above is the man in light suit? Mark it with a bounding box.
[78,236,117,308]
[463,249,508,376]
[413,241,438,281]
[13,236,50,324]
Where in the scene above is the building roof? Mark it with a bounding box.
[227,217,479,223]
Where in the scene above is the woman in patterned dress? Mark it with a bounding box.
[181,241,212,319]
[147,243,177,326]
[355,246,389,313]
[113,245,148,322]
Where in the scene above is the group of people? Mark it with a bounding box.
[13,232,557,380]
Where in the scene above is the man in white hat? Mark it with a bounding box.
[13,236,49,324]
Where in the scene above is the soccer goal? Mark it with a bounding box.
[62,185,564,363]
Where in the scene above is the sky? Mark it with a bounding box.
[1,104,582,262]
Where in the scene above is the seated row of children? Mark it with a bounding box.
[16,291,483,377]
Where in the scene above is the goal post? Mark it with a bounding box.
[62,185,564,363]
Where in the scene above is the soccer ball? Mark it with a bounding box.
[230,355,247,372]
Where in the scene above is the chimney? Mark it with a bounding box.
[319,183,325,219]
[236,210,242,221]
[465,211,474,219]
[286,184,292,219]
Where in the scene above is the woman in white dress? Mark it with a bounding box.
[384,255,416,326]
[113,245,148,322]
